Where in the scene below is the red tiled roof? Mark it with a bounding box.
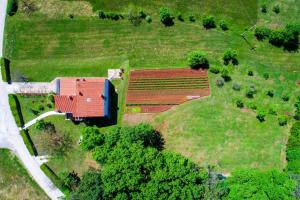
[55,78,106,118]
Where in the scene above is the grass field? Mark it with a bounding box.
[4,0,300,173]
[0,149,48,200]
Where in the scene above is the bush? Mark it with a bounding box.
[202,16,216,29]
[273,5,280,14]
[106,12,120,20]
[139,10,146,19]
[256,110,266,122]
[177,12,183,21]
[159,7,174,26]
[261,4,267,13]
[20,130,37,156]
[209,66,220,74]
[232,83,241,91]
[247,70,254,76]
[34,120,47,130]
[269,30,285,47]
[245,85,256,98]
[283,24,299,51]
[278,115,288,126]
[236,100,244,108]
[216,78,224,87]
[268,105,278,115]
[255,26,271,41]
[221,68,231,82]
[128,10,142,26]
[266,90,274,97]
[189,15,195,22]
[7,0,18,16]
[263,73,269,80]
[60,171,81,191]
[219,20,228,31]
[98,10,106,19]
[145,15,152,23]
[187,50,209,69]
[248,102,257,110]
[223,49,238,65]
[38,104,44,111]
[281,93,290,101]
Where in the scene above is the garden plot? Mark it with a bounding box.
[126,68,210,113]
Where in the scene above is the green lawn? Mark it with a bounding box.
[4,0,300,173]
[0,149,48,200]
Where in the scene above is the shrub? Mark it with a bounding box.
[247,70,254,76]
[145,15,152,23]
[281,93,290,101]
[236,99,244,108]
[8,94,24,127]
[106,12,120,20]
[139,10,146,19]
[248,102,257,110]
[202,16,216,29]
[246,85,256,98]
[209,66,220,74]
[35,120,47,130]
[219,20,229,31]
[177,12,183,21]
[69,14,74,19]
[266,90,274,97]
[269,30,285,47]
[255,26,271,41]
[273,5,280,14]
[268,105,278,115]
[223,49,238,65]
[278,115,288,126]
[81,127,104,151]
[159,7,174,26]
[187,50,209,69]
[189,15,195,22]
[216,78,224,87]
[1,57,11,83]
[263,73,269,80]
[128,10,142,26]
[98,10,106,19]
[283,24,299,51]
[295,111,300,121]
[256,110,266,122]
[232,83,241,91]
[60,171,81,191]
[261,4,267,13]
[7,0,18,16]
[221,68,231,82]
[38,104,44,111]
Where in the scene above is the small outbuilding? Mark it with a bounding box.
[54,78,112,121]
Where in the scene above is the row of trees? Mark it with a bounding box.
[69,124,297,199]
[255,23,299,51]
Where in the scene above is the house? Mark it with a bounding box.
[54,78,111,121]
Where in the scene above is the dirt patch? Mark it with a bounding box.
[241,108,250,113]
[296,80,300,87]
[123,113,157,125]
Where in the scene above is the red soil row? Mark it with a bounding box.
[126,68,210,113]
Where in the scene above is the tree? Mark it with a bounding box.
[273,5,280,14]
[283,24,299,51]
[223,49,238,65]
[159,7,174,26]
[255,26,271,40]
[72,170,103,200]
[60,171,81,191]
[80,127,104,151]
[269,30,285,47]
[187,50,209,69]
[256,109,266,122]
[203,16,216,29]
[261,4,267,13]
[222,169,296,200]
[219,20,229,31]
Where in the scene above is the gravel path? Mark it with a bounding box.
[0,1,64,199]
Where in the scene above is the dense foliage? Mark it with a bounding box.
[187,51,209,69]
[159,7,174,26]
[255,26,271,40]
[74,124,207,199]
[221,169,296,200]
[80,127,104,150]
[202,16,216,29]
[223,49,238,65]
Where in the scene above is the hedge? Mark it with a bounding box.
[20,130,37,156]
[7,0,18,16]
[286,122,300,173]
[40,164,70,194]
[8,94,24,127]
[0,57,11,83]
